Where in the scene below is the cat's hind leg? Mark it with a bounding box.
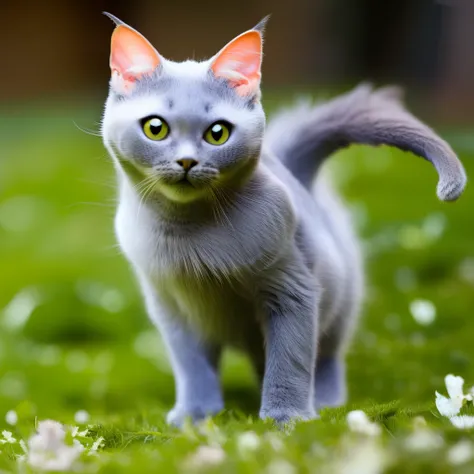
[313,351,347,410]
[314,304,359,410]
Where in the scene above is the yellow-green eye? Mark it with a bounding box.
[142,117,169,141]
[204,122,231,145]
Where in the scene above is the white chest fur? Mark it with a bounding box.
[114,176,296,345]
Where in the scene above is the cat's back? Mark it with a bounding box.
[261,149,363,325]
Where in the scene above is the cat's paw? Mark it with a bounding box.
[259,407,317,426]
[166,403,223,427]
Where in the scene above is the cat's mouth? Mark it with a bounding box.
[176,176,195,187]
[152,170,218,204]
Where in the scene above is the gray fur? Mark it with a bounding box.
[102,20,466,426]
[266,83,467,201]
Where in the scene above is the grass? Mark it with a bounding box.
[1,93,474,472]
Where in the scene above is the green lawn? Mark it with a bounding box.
[1,95,474,472]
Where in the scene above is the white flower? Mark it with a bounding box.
[71,426,89,438]
[436,392,463,417]
[28,421,64,452]
[266,459,296,474]
[336,438,386,474]
[88,436,104,455]
[91,438,104,451]
[5,410,17,426]
[446,374,468,400]
[405,423,443,452]
[26,420,84,471]
[448,440,473,465]
[450,416,474,430]
[184,445,226,469]
[197,418,226,445]
[237,431,261,454]
[347,410,381,436]
[19,439,27,453]
[265,433,285,452]
[74,410,90,424]
[435,374,471,417]
[0,430,16,444]
[409,299,436,326]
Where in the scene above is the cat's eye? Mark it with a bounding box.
[142,117,170,141]
[204,121,231,146]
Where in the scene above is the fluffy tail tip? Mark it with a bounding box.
[437,170,467,201]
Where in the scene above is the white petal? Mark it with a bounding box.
[334,437,386,474]
[266,459,296,474]
[446,374,465,399]
[28,420,66,453]
[5,410,18,426]
[347,410,370,429]
[435,392,462,417]
[19,439,27,454]
[448,440,473,465]
[184,445,226,469]
[410,299,436,325]
[450,416,474,430]
[2,431,16,444]
[74,410,90,424]
[405,429,443,452]
[237,431,261,454]
[347,410,381,436]
[87,436,104,455]
[265,433,285,452]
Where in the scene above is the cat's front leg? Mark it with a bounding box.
[161,320,223,427]
[259,257,319,425]
[140,279,224,427]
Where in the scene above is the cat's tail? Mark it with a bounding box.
[264,83,466,201]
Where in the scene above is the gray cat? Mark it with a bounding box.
[101,14,466,426]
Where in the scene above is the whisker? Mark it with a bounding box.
[136,179,158,222]
[209,188,226,227]
[211,186,234,230]
[66,201,116,209]
[134,175,157,194]
[73,120,102,138]
[76,178,117,190]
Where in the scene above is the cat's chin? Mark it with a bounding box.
[155,181,211,204]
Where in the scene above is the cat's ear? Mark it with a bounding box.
[210,21,266,97]
[105,13,161,94]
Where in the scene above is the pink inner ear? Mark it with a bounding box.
[110,25,160,87]
[211,30,262,95]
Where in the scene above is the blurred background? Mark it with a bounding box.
[2,0,474,121]
[0,0,474,427]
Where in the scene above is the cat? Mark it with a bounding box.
[101,13,467,426]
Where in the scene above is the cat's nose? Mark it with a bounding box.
[176,158,199,171]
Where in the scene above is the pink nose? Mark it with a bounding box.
[176,158,198,171]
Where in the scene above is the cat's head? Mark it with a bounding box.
[102,14,267,203]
